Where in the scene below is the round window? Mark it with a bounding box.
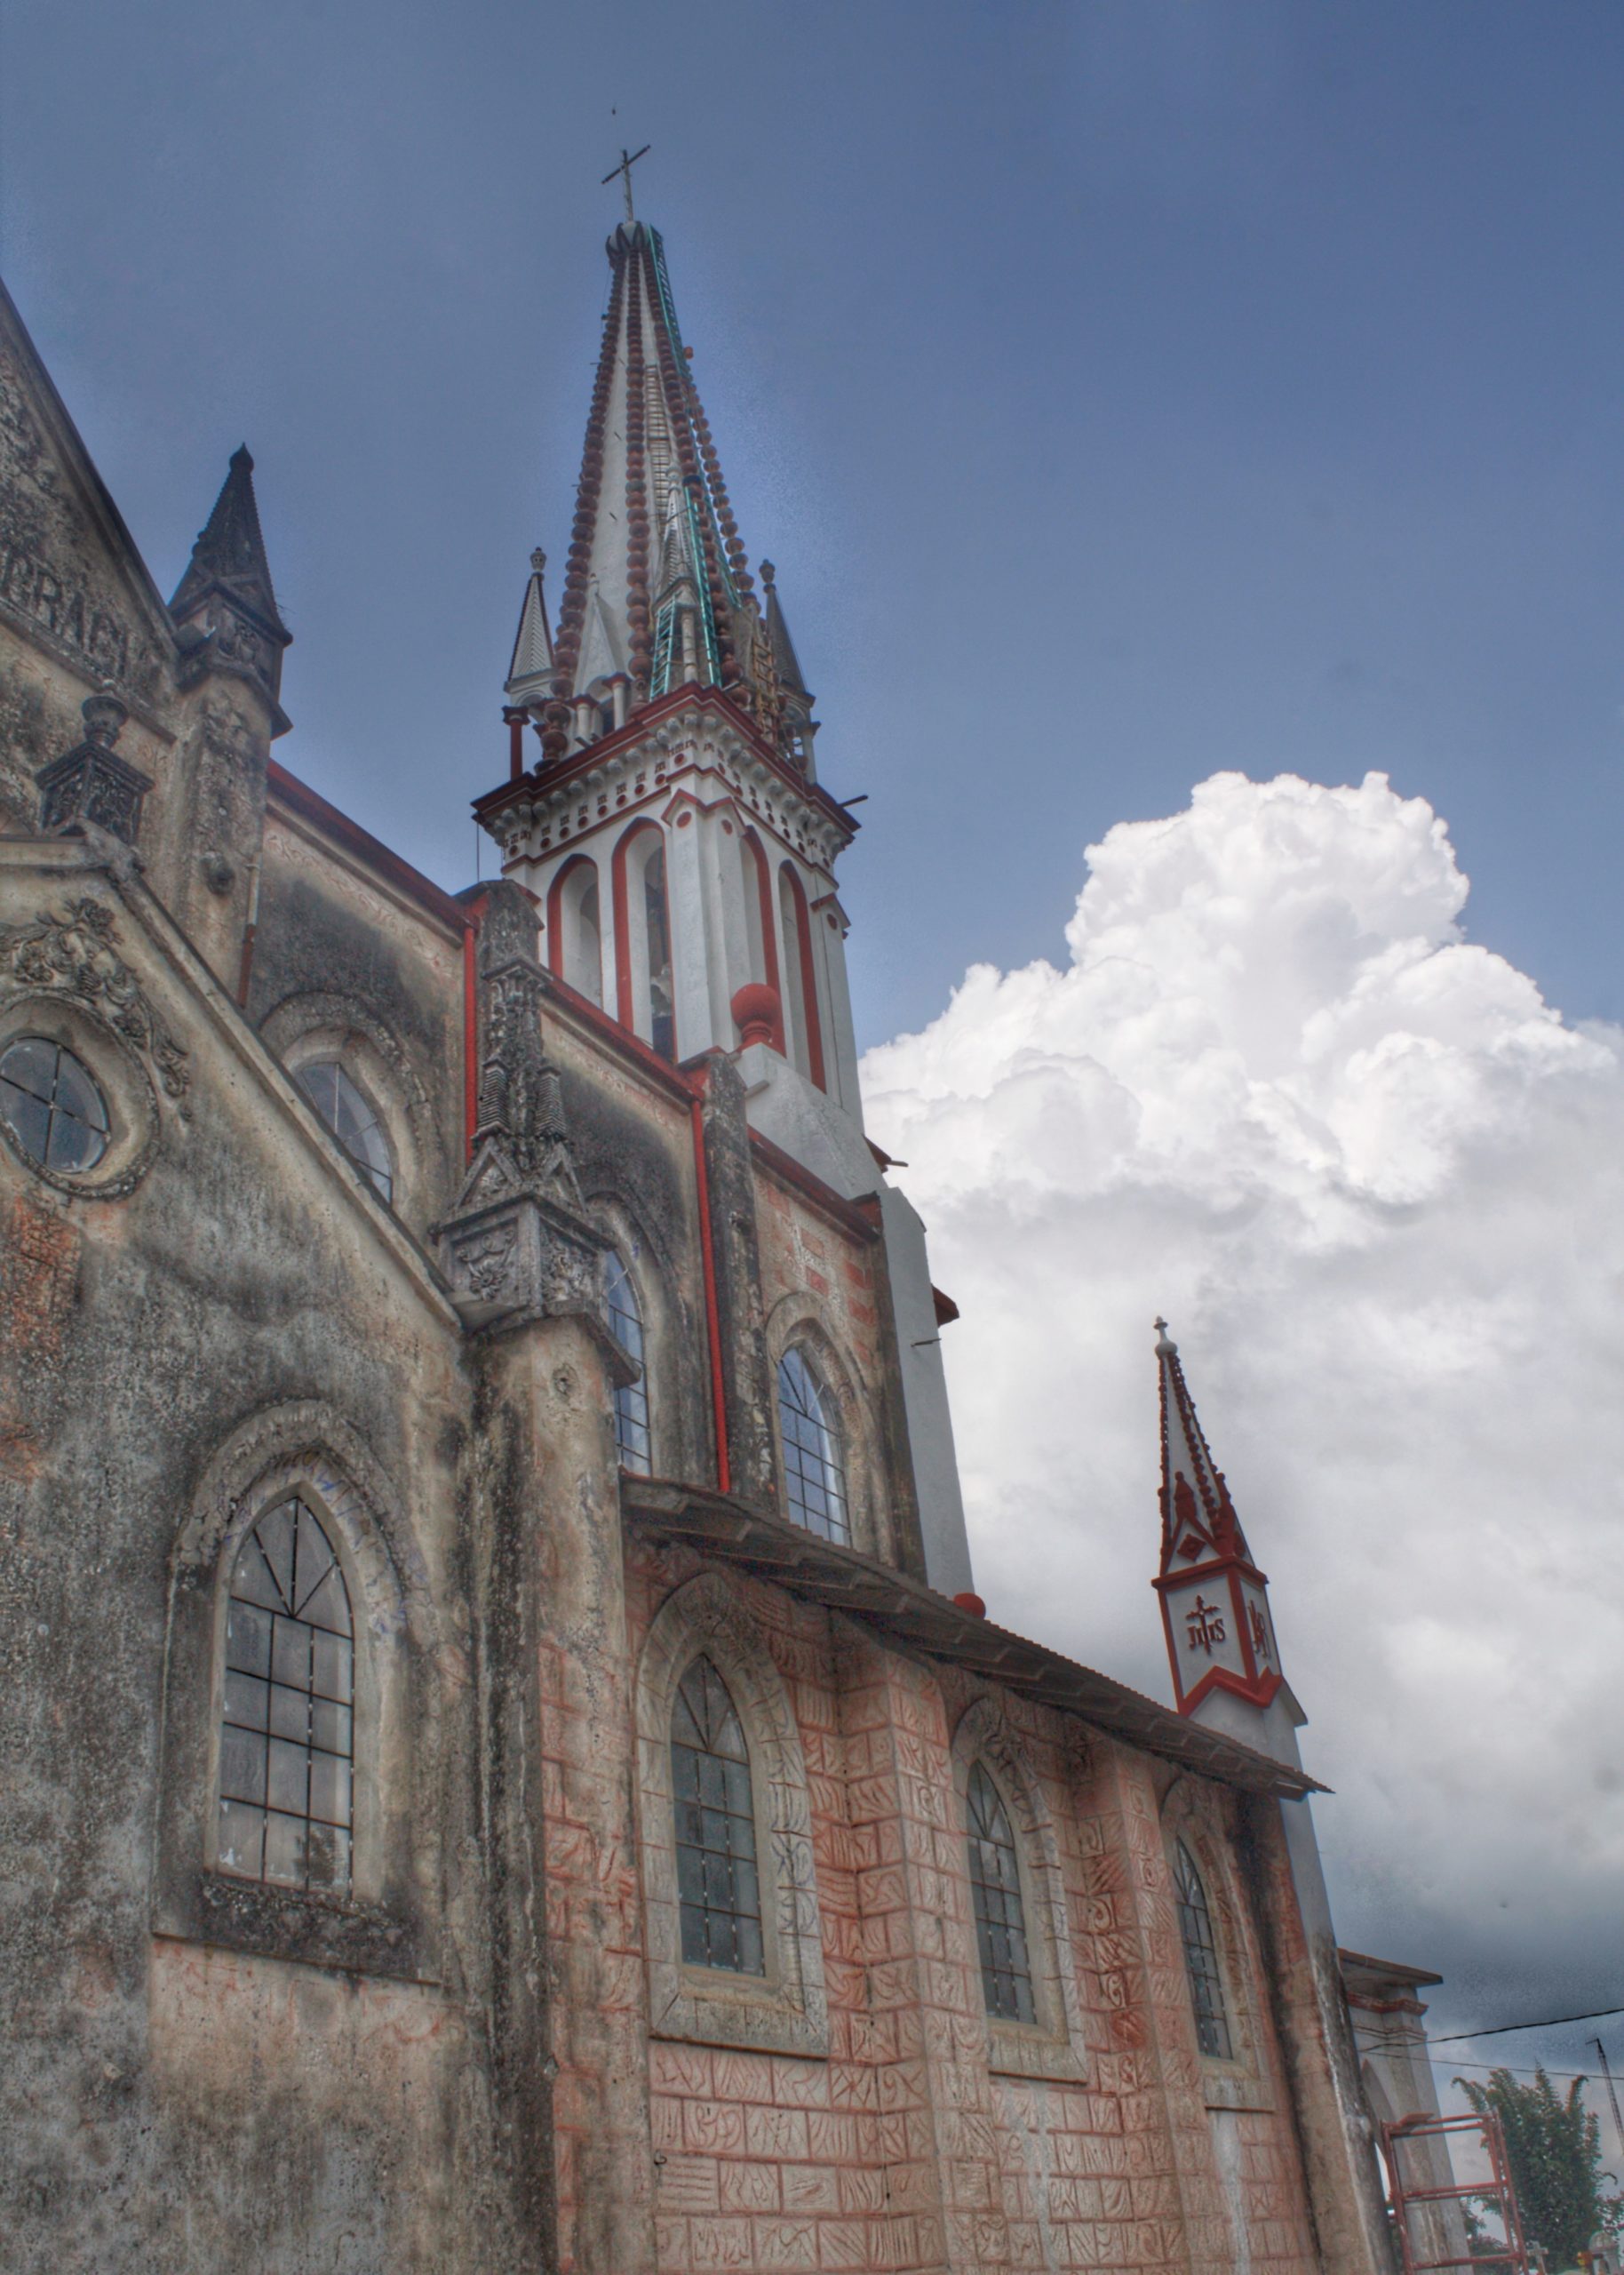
[0,1035,110,1173]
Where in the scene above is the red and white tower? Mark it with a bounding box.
[474,214,973,1594]
[1152,1315,1299,1745]
[475,220,858,1115]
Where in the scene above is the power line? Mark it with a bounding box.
[1427,2004,1624,2046]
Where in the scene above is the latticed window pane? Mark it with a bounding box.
[605,1250,652,1473]
[776,1348,849,1544]
[219,1497,354,1896]
[296,1060,393,1204]
[967,1761,1035,2024]
[671,1656,763,1976]
[1174,1840,1232,2059]
[0,1036,108,1173]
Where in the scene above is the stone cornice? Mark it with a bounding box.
[476,687,854,875]
[480,687,855,874]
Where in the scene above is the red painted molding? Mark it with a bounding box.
[539,964,699,1107]
[267,760,472,938]
[746,1127,880,1245]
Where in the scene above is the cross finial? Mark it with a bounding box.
[602,143,651,226]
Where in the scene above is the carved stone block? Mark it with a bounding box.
[36,693,153,847]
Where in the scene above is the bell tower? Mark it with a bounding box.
[473,212,975,1597]
[474,217,872,1192]
[1151,1318,1305,1762]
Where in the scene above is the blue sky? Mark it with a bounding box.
[6,0,1624,2103]
[5,0,1622,1051]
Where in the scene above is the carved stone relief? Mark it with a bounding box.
[0,897,189,1109]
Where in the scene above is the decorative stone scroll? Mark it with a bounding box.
[0,893,189,1106]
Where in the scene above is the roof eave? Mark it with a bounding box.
[622,1477,1324,1800]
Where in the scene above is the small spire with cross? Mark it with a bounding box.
[602,143,651,225]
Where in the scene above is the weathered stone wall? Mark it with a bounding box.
[0,850,519,2273]
[621,1533,1324,2275]
[250,796,467,1236]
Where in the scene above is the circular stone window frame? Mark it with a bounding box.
[0,988,159,1199]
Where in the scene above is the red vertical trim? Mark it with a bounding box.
[506,711,525,782]
[743,829,784,1050]
[783,863,825,1091]
[689,1087,731,1496]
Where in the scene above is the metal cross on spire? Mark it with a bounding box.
[602,143,651,225]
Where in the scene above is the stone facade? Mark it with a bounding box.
[0,255,1397,2275]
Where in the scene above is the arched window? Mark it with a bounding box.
[548,857,603,1007]
[776,1347,849,1544]
[967,1760,1036,2024]
[296,1059,392,1204]
[671,1656,763,1976]
[218,1497,354,1895]
[738,832,783,1048]
[605,1249,652,1474]
[776,864,825,1090]
[613,824,676,1061]
[1174,1840,1232,2058]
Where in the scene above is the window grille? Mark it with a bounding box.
[0,1036,108,1173]
[967,1760,1036,2024]
[1174,1840,1233,2059]
[776,1348,849,1544]
[671,1656,763,1975]
[218,1497,354,1896]
[605,1249,652,1473]
[296,1060,393,1204]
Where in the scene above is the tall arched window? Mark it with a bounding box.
[671,1656,763,1976]
[967,1760,1036,2024]
[218,1497,354,1895]
[777,863,825,1090]
[548,856,603,1007]
[776,1347,849,1544]
[613,824,676,1061]
[738,832,783,1048]
[605,1249,652,1474]
[1174,1840,1233,2058]
[296,1060,393,1204]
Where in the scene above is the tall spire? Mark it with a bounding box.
[170,444,291,721]
[1151,1319,1286,1720]
[515,222,812,772]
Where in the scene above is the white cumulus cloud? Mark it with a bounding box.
[862,770,1624,2028]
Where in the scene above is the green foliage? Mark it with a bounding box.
[1454,2067,1613,2267]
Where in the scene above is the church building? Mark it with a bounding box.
[0,210,1432,2273]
